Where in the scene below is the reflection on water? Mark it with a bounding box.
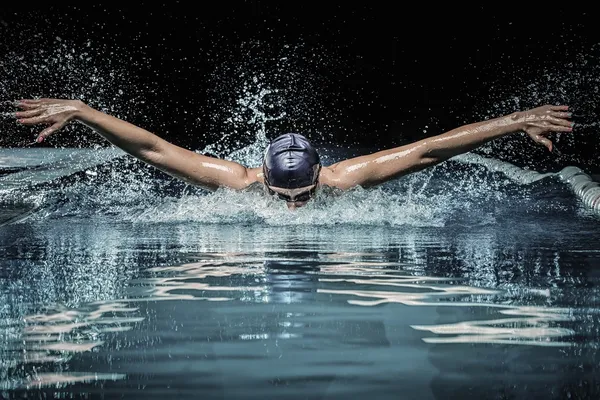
[317,267,575,346]
[23,373,125,391]
[1,221,600,397]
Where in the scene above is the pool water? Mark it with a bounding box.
[1,148,599,399]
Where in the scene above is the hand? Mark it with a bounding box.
[516,105,573,152]
[15,98,88,143]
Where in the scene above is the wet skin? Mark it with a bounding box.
[12,99,575,207]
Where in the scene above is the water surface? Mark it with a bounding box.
[1,148,599,399]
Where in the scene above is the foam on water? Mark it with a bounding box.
[1,146,590,227]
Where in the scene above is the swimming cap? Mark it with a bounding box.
[263,133,320,188]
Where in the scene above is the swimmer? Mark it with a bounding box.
[13,98,574,209]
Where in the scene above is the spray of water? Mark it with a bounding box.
[0,26,598,225]
[463,45,600,173]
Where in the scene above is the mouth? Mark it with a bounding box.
[287,200,309,210]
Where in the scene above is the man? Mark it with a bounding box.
[14,98,573,210]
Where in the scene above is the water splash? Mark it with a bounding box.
[199,84,278,167]
[465,51,600,173]
[0,145,590,227]
[0,34,155,148]
[196,40,348,167]
[0,26,596,224]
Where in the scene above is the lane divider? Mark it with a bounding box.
[559,166,600,212]
[455,154,600,213]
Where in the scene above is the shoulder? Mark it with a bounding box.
[246,167,265,186]
[318,163,353,190]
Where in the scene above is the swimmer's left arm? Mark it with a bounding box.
[324,105,573,189]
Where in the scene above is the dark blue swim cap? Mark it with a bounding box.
[263,133,321,189]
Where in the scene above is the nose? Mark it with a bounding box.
[286,201,308,210]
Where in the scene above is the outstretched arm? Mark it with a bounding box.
[14,98,259,191]
[323,105,573,190]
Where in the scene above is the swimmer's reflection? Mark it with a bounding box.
[262,258,321,304]
[127,253,325,305]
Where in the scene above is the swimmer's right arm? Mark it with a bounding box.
[14,98,260,191]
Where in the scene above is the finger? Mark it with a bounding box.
[547,124,573,132]
[547,116,573,128]
[37,121,65,142]
[550,105,569,111]
[18,115,51,125]
[551,111,572,119]
[15,108,45,119]
[17,99,43,106]
[531,134,553,152]
[530,121,574,132]
[16,102,42,110]
[18,98,42,103]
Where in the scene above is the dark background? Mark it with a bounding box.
[1,2,598,173]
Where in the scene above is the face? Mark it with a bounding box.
[264,183,317,209]
[262,163,321,209]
